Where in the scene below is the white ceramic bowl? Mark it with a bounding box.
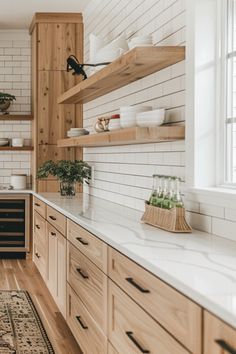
[136,109,165,127]
[120,106,152,128]
[12,138,24,147]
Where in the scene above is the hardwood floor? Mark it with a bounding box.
[0,258,82,354]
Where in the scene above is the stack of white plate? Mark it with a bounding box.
[0,138,9,146]
[120,106,152,128]
[128,35,153,49]
[136,109,165,127]
[67,128,89,138]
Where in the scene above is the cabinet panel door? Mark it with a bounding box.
[47,223,58,299]
[38,23,76,70]
[38,71,75,144]
[57,232,66,318]
[204,311,236,354]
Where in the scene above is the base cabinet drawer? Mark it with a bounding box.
[47,205,66,235]
[67,219,107,272]
[67,285,107,354]
[34,211,46,243]
[204,311,236,354]
[108,280,189,354]
[67,242,107,333]
[33,196,46,218]
[109,247,201,353]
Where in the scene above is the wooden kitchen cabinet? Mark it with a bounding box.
[38,71,75,144]
[204,311,236,354]
[67,285,107,354]
[30,13,83,192]
[108,247,202,354]
[108,280,189,354]
[38,23,77,71]
[33,210,47,280]
[47,222,67,318]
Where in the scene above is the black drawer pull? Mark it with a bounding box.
[51,232,56,237]
[35,203,40,207]
[215,339,236,354]
[125,278,150,293]
[126,331,150,353]
[35,224,40,230]
[76,316,88,330]
[76,268,89,279]
[76,237,89,246]
[35,252,40,259]
[49,215,56,221]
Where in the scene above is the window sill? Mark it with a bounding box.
[186,186,236,206]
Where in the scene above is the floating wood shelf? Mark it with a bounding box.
[0,115,33,121]
[0,147,34,151]
[57,126,185,148]
[57,46,185,105]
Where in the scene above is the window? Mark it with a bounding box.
[225,0,236,183]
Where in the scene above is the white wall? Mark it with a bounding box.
[83,0,186,211]
[0,30,31,187]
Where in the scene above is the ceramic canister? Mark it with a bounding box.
[10,174,27,190]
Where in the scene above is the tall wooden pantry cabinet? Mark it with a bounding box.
[30,13,83,192]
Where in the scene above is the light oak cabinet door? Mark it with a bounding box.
[33,211,47,280]
[67,242,107,333]
[47,223,58,299]
[67,285,107,354]
[38,23,76,70]
[109,247,202,354]
[47,222,67,318]
[38,71,75,144]
[204,311,236,354]
[108,280,189,354]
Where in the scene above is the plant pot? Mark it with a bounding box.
[60,181,76,197]
[0,101,11,114]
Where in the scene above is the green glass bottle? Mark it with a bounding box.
[162,177,175,209]
[172,177,184,208]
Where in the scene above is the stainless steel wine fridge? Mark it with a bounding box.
[0,194,30,257]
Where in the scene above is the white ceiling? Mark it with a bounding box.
[0,0,91,29]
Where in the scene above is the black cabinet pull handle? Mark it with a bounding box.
[76,237,89,246]
[76,268,89,279]
[51,232,56,236]
[35,252,40,259]
[35,224,40,230]
[76,316,88,330]
[126,278,150,293]
[215,339,236,354]
[126,331,150,353]
[49,215,56,221]
[35,203,40,207]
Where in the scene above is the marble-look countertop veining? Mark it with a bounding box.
[5,190,236,328]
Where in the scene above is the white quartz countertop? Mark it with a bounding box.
[11,190,236,329]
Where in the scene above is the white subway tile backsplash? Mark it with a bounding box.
[0,31,31,186]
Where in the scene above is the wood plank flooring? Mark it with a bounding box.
[0,259,82,354]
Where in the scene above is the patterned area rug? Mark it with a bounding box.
[0,290,54,353]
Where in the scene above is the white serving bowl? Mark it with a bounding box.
[136,109,165,127]
[120,106,152,128]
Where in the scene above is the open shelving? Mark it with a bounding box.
[0,115,33,121]
[0,147,34,151]
[57,126,185,148]
[57,46,185,105]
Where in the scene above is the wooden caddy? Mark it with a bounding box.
[141,202,192,233]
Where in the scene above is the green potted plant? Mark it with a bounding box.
[0,92,16,114]
[37,160,91,197]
